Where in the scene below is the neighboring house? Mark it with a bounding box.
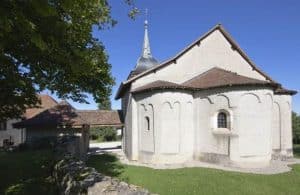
[0,119,25,147]
[0,94,57,147]
[115,21,297,167]
[14,97,123,145]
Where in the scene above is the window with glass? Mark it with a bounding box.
[217,112,227,128]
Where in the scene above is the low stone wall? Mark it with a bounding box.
[53,136,151,195]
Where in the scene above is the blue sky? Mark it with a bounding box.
[51,0,300,113]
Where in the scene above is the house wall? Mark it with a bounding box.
[0,119,26,147]
[132,29,267,90]
[26,127,82,143]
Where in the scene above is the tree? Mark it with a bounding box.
[292,111,300,144]
[98,95,111,110]
[0,0,137,120]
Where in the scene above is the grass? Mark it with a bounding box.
[88,151,300,195]
[0,149,58,195]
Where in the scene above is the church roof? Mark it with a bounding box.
[131,67,279,94]
[274,87,297,95]
[134,20,158,74]
[131,80,190,93]
[116,24,278,99]
[182,67,272,89]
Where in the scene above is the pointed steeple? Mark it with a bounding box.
[134,12,158,74]
[142,20,151,58]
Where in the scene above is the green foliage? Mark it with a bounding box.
[98,95,111,110]
[90,126,117,142]
[0,149,57,195]
[292,112,300,144]
[0,0,137,120]
[88,154,300,195]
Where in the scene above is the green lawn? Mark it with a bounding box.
[0,149,58,195]
[88,152,300,195]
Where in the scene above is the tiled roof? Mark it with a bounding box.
[132,67,277,94]
[132,80,190,93]
[24,94,58,119]
[182,67,273,89]
[274,87,297,95]
[14,100,123,128]
[76,110,123,126]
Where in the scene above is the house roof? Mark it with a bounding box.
[115,24,277,100]
[24,94,58,119]
[131,67,278,94]
[14,100,123,129]
[76,110,123,127]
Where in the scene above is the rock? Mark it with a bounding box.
[53,136,151,195]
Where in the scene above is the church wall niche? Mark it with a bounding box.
[210,94,230,155]
[272,102,281,152]
[238,93,270,157]
[160,101,180,154]
[181,101,194,154]
[282,101,293,155]
[273,94,293,157]
[139,104,155,154]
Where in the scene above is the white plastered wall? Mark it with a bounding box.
[194,87,274,167]
[273,94,293,157]
[134,90,194,164]
[132,29,267,90]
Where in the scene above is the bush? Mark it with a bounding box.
[89,127,117,142]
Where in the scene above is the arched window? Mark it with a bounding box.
[145,116,150,131]
[217,112,227,128]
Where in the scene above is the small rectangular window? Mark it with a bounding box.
[145,116,150,131]
[0,121,7,131]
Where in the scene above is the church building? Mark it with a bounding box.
[115,21,296,168]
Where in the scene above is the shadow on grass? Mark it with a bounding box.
[87,153,125,178]
[0,149,58,195]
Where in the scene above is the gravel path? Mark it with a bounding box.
[89,141,121,155]
[88,143,300,175]
[118,153,300,175]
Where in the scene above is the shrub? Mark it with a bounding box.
[89,127,117,142]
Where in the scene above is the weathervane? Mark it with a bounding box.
[145,8,148,20]
[144,8,148,27]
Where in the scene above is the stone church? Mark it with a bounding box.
[115,21,296,168]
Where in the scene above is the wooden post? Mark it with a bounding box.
[80,124,90,160]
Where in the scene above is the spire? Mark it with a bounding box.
[142,19,152,58]
[142,9,151,58]
[134,9,158,74]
